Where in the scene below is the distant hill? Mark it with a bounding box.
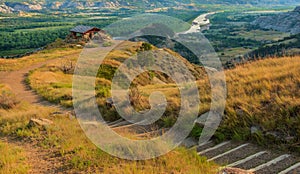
[1,0,300,12]
[252,6,300,35]
[224,33,300,68]
[195,0,300,5]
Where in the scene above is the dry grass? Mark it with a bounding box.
[0,85,217,173]
[221,57,300,145]
[0,85,55,174]
[27,42,300,152]
[29,70,74,107]
[145,57,300,147]
[0,48,81,72]
[21,43,220,173]
[0,141,28,174]
[45,115,218,173]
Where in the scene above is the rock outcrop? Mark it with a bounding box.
[252,6,300,34]
[2,0,300,13]
[5,2,43,11]
[0,4,14,13]
[28,118,53,127]
[50,2,63,9]
[0,1,125,12]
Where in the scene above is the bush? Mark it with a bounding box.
[0,91,19,110]
[60,59,75,74]
[102,41,113,47]
[140,42,152,51]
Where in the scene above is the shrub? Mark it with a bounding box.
[60,59,75,74]
[140,42,152,51]
[103,41,113,47]
[0,91,19,110]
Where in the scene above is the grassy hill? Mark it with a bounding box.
[0,59,217,173]
[1,38,299,172]
[0,84,217,173]
[136,56,300,152]
[26,43,300,153]
[220,57,300,150]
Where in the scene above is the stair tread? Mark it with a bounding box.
[258,156,300,174]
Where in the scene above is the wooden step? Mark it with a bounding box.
[110,120,131,128]
[107,119,124,126]
[256,155,299,174]
[208,143,249,162]
[227,151,267,167]
[214,144,264,166]
[198,141,230,155]
[250,154,290,172]
[234,151,281,170]
[278,162,300,174]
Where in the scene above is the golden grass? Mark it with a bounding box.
[22,39,300,155]
[27,43,300,145]
[0,48,81,72]
[0,85,55,174]
[221,57,300,142]
[0,86,217,174]
[47,115,217,173]
[143,57,300,143]
[0,141,28,174]
[8,43,220,173]
[29,70,73,107]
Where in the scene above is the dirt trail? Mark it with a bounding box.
[0,58,62,106]
[0,137,66,174]
[0,58,69,173]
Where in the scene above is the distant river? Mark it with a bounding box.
[178,12,216,34]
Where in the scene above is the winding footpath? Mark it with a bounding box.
[0,58,70,174]
[0,59,61,105]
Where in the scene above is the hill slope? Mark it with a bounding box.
[224,32,300,68]
[252,6,300,35]
[0,43,217,173]
[25,40,300,152]
[222,57,300,148]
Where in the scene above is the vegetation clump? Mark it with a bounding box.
[0,85,19,109]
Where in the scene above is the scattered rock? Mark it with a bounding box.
[218,167,254,174]
[285,136,296,142]
[265,131,281,140]
[28,118,53,127]
[250,126,261,134]
[50,111,75,119]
